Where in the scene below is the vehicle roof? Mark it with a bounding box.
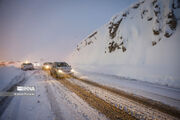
[22,63,33,65]
[54,62,68,64]
[43,62,52,65]
[53,62,70,66]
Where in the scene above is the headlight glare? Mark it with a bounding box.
[58,69,63,73]
[71,69,75,73]
[45,65,49,69]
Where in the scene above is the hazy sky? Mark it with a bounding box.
[0,0,137,62]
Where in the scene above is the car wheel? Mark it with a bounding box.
[50,71,53,76]
[55,73,59,79]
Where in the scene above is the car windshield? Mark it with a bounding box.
[23,63,32,65]
[56,62,69,67]
[44,62,52,65]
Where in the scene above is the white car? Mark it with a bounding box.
[21,63,34,71]
[33,62,41,69]
[50,62,73,78]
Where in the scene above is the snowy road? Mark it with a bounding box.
[0,70,107,120]
[68,76,180,120]
[44,73,107,120]
[73,69,180,109]
[0,68,180,120]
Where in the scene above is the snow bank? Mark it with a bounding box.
[0,66,24,91]
[72,68,180,109]
[68,0,180,88]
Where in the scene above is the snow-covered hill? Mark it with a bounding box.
[68,0,180,88]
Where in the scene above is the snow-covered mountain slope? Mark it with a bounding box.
[68,0,180,88]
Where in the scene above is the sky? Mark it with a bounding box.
[0,0,137,62]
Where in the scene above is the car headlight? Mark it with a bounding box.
[45,65,49,69]
[58,69,63,73]
[71,69,75,73]
[25,60,29,64]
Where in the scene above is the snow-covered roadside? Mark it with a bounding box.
[67,77,179,120]
[72,68,180,109]
[0,66,24,91]
[67,0,180,112]
[68,0,180,90]
[0,70,55,120]
[1,69,107,120]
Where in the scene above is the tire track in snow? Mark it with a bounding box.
[68,75,180,120]
[53,78,136,120]
[43,72,108,120]
[44,79,64,120]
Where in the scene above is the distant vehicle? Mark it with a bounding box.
[21,63,34,71]
[50,62,73,78]
[8,61,15,64]
[33,62,40,67]
[42,62,53,70]
[33,62,41,69]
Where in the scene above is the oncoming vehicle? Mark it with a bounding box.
[21,63,34,71]
[33,62,41,69]
[33,62,40,67]
[50,62,73,78]
[42,62,53,70]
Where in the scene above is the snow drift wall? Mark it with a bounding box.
[68,0,180,88]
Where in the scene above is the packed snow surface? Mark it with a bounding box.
[73,67,180,109]
[0,66,24,91]
[0,69,107,120]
